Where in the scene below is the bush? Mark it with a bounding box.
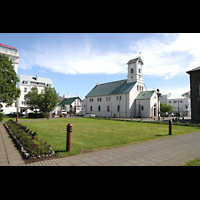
[5,120,54,158]
[0,113,4,122]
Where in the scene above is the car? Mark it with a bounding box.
[85,113,96,117]
[61,111,67,114]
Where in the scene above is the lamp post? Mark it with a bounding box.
[157,89,162,121]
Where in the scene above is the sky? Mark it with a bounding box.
[0,33,199,99]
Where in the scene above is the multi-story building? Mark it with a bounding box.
[16,74,53,113]
[160,93,191,117]
[0,43,20,114]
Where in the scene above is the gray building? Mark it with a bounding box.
[186,67,200,123]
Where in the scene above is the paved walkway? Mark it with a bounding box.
[0,122,25,166]
[1,121,200,166]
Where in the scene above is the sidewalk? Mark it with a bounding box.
[1,121,200,166]
[0,122,25,166]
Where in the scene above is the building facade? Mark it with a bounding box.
[58,97,82,115]
[16,74,53,113]
[0,43,20,114]
[187,66,200,123]
[84,57,158,118]
[160,93,191,117]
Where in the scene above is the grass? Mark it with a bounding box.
[20,118,200,157]
[183,158,200,166]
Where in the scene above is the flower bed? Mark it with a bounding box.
[4,120,55,159]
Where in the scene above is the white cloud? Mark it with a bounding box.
[19,33,200,78]
[131,33,200,79]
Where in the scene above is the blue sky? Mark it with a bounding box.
[1,33,199,99]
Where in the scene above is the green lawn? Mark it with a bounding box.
[20,118,200,157]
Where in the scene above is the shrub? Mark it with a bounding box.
[0,113,4,122]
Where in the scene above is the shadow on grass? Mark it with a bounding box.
[155,134,169,137]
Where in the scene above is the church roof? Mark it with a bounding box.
[86,79,136,97]
[127,57,143,65]
[186,66,200,74]
[136,91,155,100]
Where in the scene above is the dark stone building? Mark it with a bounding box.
[186,67,200,123]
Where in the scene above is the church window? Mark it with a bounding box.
[131,68,134,73]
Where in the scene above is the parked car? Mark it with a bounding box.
[61,111,67,115]
[85,113,96,117]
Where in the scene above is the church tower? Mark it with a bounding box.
[127,57,144,84]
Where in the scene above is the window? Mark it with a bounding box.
[199,83,200,95]
[118,105,120,112]
[131,68,134,73]
[98,106,101,112]
[141,106,144,110]
[24,88,27,93]
[137,85,139,91]
[90,106,92,112]
[106,97,108,101]
[138,68,141,73]
[109,97,111,101]
[119,96,122,100]
[116,96,118,101]
[107,105,110,112]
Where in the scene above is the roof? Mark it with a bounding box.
[136,91,155,100]
[59,97,81,106]
[127,57,143,65]
[186,66,200,74]
[19,74,53,86]
[86,79,136,97]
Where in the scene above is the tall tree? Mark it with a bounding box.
[24,86,40,111]
[0,54,21,105]
[38,87,59,119]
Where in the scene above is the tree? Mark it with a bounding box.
[24,86,40,111]
[38,87,59,119]
[160,103,173,113]
[0,54,21,105]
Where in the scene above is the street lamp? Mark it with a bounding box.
[157,89,162,121]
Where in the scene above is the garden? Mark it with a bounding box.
[13,117,200,158]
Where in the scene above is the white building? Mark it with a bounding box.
[16,74,53,113]
[0,43,20,114]
[84,57,159,118]
[160,93,191,117]
[58,97,82,115]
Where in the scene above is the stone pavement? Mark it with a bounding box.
[0,122,25,166]
[1,121,200,166]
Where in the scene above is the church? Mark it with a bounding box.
[84,57,158,118]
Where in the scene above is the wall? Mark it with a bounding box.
[190,71,200,122]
